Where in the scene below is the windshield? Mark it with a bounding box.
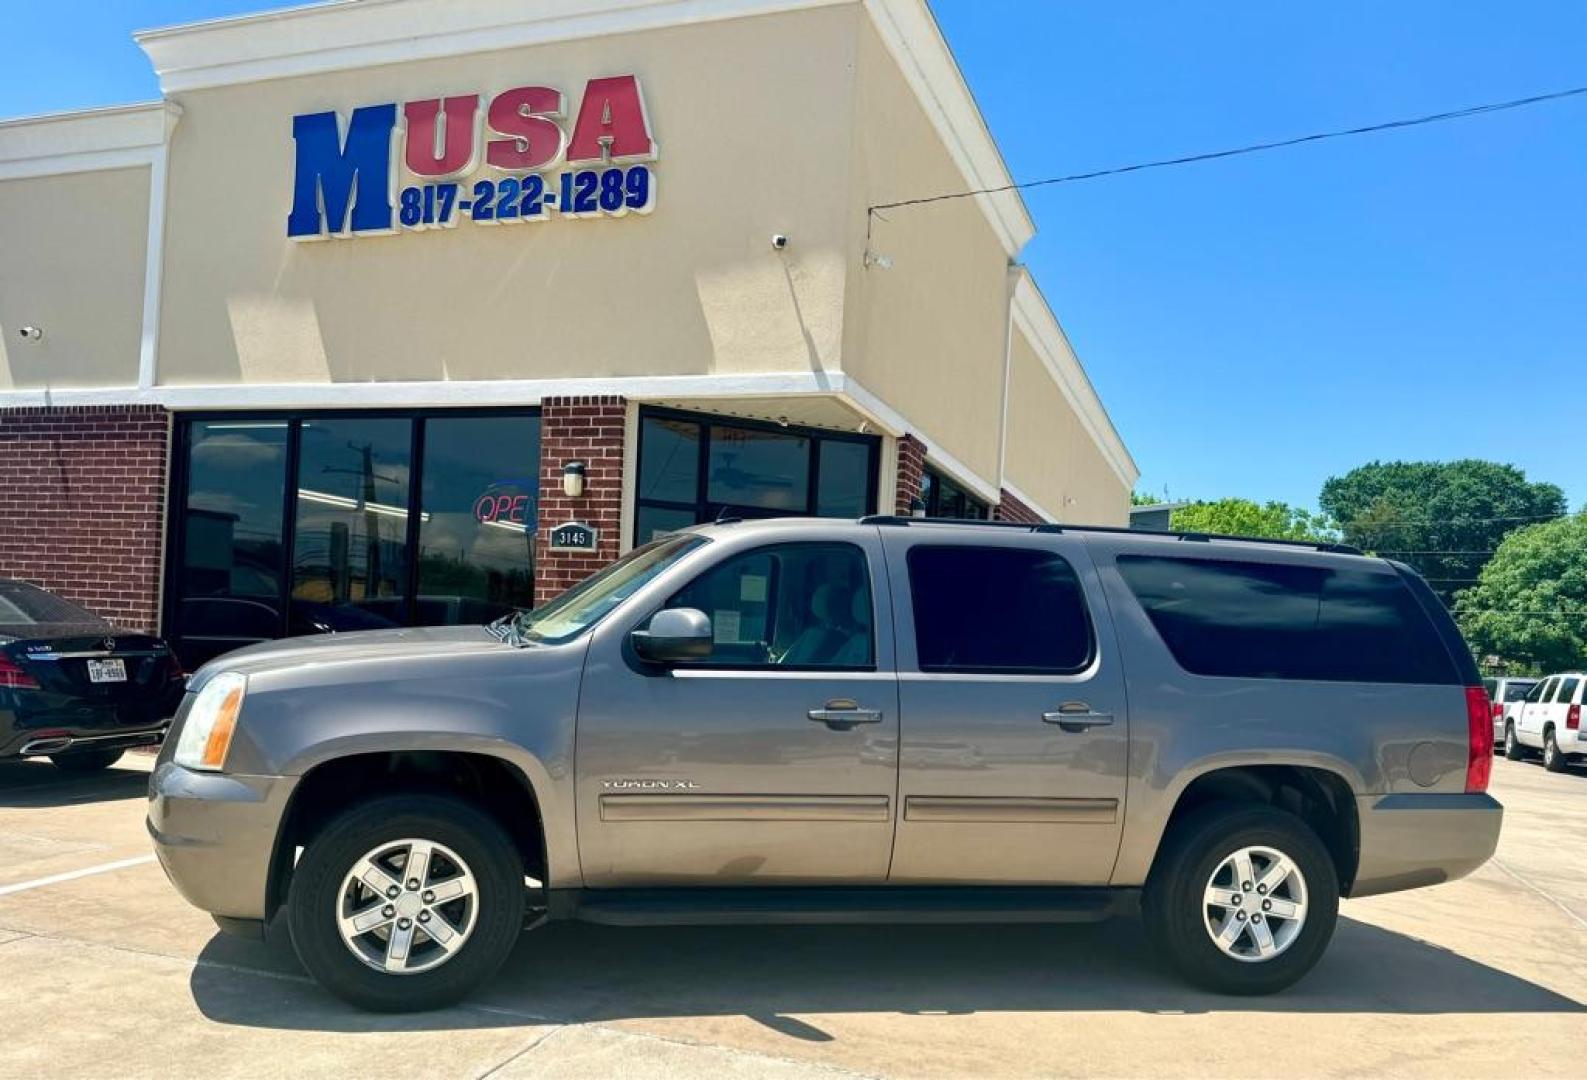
[502,533,707,645]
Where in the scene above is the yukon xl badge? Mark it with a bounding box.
[603,779,702,791]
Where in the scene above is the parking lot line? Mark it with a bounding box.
[0,854,156,898]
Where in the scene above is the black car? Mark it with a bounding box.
[1,580,185,772]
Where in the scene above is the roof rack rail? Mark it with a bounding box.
[858,515,1064,534]
[856,515,1362,556]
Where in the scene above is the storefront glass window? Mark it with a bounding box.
[166,410,540,669]
[635,505,699,546]
[292,417,413,625]
[921,466,989,520]
[634,408,878,544]
[638,417,699,504]
[175,421,290,667]
[417,415,540,624]
[817,440,872,517]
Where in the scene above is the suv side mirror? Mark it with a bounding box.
[631,608,714,664]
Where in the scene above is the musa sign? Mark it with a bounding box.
[287,74,658,240]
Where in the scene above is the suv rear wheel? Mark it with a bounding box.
[1143,802,1338,995]
[287,794,525,1011]
[1543,729,1567,773]
[1504,724,1526,761]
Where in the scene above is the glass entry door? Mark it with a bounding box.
[165,410,539,669]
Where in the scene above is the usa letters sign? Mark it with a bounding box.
[287,75,657,240]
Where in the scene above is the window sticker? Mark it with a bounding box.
[714,609,743,642]
[740,575,768,603]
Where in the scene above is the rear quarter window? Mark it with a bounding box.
[1116,554,1459,685]
[1502,681,1537,702]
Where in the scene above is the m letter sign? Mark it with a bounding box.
[287,75,658,240]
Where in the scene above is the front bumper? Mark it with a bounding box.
[146,762,294,920]
[1350,791,1503,898]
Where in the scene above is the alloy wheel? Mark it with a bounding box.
[1202,845,1309,963]
[335,838,479,975]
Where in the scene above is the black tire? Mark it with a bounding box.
[1504,724,1526,761]
[1543,730,1567,773]
[287,794,525,1012]
[48,748,125,772]
[1143,802,1339,995]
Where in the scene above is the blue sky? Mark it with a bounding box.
[4,2,1583,511]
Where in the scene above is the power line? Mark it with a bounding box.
[1337,513,1566,527]
[868,83,1587,225]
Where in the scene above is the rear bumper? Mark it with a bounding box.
[146,762,293,920]
[2,722,168,759]
[1350,792,1503,898]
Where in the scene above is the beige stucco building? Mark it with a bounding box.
[0,0,1136,664]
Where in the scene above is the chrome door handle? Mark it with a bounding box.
[1042,702,1114,733]
[808,699,883,731]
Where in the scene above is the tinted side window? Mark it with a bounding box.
[1526,680,1550,703]
[1557,677,1581,703]
[1503,681,1536,703]
[907,546,1093,674]
[1116,555,1458,685]
[667,543,874,669]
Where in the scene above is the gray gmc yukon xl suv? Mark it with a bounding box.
[148,517,1501,1011]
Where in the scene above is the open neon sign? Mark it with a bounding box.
[472,479,538,528]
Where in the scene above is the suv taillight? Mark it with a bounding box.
[1569,704,1582,732]
[1491,700,1503,721]
[0,655,40,690]
[1465,687,1493,793]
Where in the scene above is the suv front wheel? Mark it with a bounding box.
[1143,803,1339,995]
[287,794,526,1011]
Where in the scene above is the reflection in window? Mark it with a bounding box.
[634,409,878,543]
[417,416,540,624]
[707,427,809,511]
[175,421,290,666]
[292,418,412,624]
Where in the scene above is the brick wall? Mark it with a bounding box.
[0,405,169,631]
[534,396,627,605]
[994,487,1044,525]
[893,434,927,516]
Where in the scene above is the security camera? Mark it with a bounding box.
[18,326,43,341]
[770,234,789,251]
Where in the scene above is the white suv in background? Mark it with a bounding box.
[1486,676,1538,748]
[1505,673,1585,772]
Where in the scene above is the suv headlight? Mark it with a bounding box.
[172,672,246,771]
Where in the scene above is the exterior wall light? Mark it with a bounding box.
[18,326,43,341]
[562,460,587,499]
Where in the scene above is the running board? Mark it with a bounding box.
[551,886,1137,927]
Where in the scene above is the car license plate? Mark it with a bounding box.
[86,658,127,684]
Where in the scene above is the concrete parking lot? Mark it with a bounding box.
[1,755,1583,1080]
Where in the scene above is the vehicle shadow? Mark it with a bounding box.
[189,913,1585,1033]
[0,759,150,807]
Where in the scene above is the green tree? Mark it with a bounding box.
[1456,514,1587,671]
[1319,460,1565,605]
[1169,498,1337,542]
